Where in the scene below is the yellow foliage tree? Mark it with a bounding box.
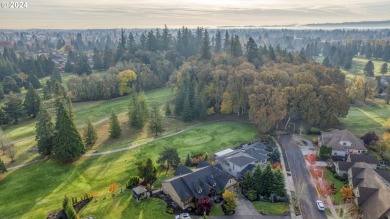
[207,107,215,115]
[221,92,233,114]
[340,186,353,200]
[117,69,137,95]
[222,190,237,213]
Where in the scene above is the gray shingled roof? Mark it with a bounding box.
[349,154,378,165]
[336,161,353,171]
[227,156,257,167]
[162,165,233,202]
[321,129,367,151]
[174,165,193,176]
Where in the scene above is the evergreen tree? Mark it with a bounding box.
[83,119,98,147]
[26,74,41,89]
[262,162,274,196]
[4,92,24,124]
[214,30,222,53]
[322,56,331,67]
[64,59,73,73]
[230,35,243,57]
[185,153,191,166]
[162,25,171,50]
[149,104,163,136]
[2,76,20,94]
[381,63,388,75]
[165,102,171,116]
[252,165,264,195]
[51,70,62,83]
[241,171,254,192]
[115,29,126,62]
[109,111,121,138]
[223,31,230,52]
[35,106,54,155]
[53,100,86,161]
[0,84,5,100]
[157,147,180,170]
[24,83,41,118]
[245,37,259,63]
[200,29,212,60]
[129,91,149,129]
[364,60,375,77]
[0,158,6,174]
[272,169,286,197]
[92,48,103,70]
[136,158,157,183]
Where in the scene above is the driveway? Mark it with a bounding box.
[277,135,327,219]
[210,193,291,219]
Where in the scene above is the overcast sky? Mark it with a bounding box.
[1,0,389,29]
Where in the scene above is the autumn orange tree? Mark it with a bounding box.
[108,182,117,193]
[341,186,353,201]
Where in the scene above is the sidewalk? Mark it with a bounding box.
[272,137,302,219]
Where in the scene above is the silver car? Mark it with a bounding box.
[316,200,325,211]
[175,213,192,219]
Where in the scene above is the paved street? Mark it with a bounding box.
[277,135,328,219]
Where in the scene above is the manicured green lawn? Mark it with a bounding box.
[324,169,346,205]
[210,205,224,216]
[253,201,289,215]
[80,192,172,219]
[348,57,389,77]
[339,104,390,136]
[0,121,258,219]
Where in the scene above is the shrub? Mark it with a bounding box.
[128,176,140,188]
[166,207,174,214]
[247,189,257,201]
[307,127,321,135]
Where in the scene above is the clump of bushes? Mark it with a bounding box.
[307,127,321,135]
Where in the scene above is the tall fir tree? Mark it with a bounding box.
[53,100,86,161]
[35,106,54,155]
[381,63,388,75]
[109,111,121,138]
[149,104,163,136]
[261,162,274,196]
[200,29,212,60]
[165,102,171,116]
[83,119,98,147]
[24,83,41,118]
[214,30,222,53]
[185,153,191,166]
[252,164,264,195]
[223,31,230,52]
[0,158,6,174]
[272,168,286,197]
[364,60,374,77]
[129,91,149,129]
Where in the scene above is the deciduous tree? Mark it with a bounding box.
[117,69,137,95]
[222,190,237,213]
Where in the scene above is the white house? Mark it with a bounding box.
[319,129,367,158]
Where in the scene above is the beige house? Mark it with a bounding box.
[161,164,238,209]
[319,129,367,158]
[348,162,390,219]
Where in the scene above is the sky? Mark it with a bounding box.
[0,0,390,29]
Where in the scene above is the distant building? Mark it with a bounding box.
[319,129,367,159]
[215,142,269,178]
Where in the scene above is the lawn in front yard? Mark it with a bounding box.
[324,169,346,205]
[252,201,290,215]
[210,205,224,216]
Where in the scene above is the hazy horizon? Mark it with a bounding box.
[1,0,390,29]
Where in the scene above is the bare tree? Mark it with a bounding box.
[0,129,11,155]
[7,143,16,163]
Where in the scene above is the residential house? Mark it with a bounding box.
[161,164,237,210]
[348,162,390,219]
[335,154,378,177]
[215,142,269,178]
[319,129,367,159]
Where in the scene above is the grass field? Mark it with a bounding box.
[252,201,290,215]
[0,121,258,219]
[0,87,174,166]
[347,57,389,77]
[339,103,390,137]
[324,169,346,205]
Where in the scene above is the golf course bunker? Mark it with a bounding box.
[183,135,213,145]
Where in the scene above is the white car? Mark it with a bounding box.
[175,213,192,219]
[316,200,325,211]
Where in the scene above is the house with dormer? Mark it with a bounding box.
[161,164,237,210]
[319,129,367,159]
[215,142,269,178]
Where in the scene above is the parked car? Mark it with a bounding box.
[316,200,325,211]
[175,213,191,219]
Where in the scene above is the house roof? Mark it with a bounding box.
[349,162,390,219]
[196,160,210,169]
[238,164,257,178]
[132,186,147,195]
[227,156,257,167]
[162,164,235,202]
[336,161,353,172]
[349,154,378,165]
[174,165,193,176]
[321,129,367,151]
[375,169,390,183]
